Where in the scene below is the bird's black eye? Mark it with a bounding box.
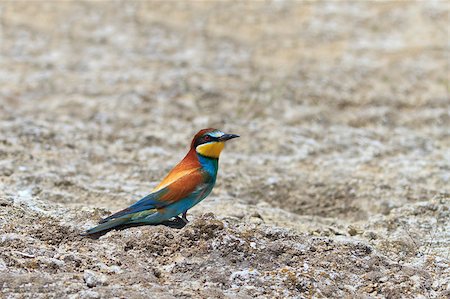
[204,135,211,141]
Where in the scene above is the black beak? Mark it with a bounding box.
[219,133,240,141]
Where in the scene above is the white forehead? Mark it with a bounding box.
[208,130,225,138]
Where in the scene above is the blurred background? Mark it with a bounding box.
[1,2,449,297]
[0,0,448,246]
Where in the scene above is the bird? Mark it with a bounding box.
[82,128,239,235]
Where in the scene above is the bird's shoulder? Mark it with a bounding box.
[152,150,204,192]
[154,167,212,203]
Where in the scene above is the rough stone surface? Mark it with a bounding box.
[0,2,449,298]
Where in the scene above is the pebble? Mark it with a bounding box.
[83,270,108,288]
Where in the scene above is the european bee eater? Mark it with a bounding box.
[82,128,239,235]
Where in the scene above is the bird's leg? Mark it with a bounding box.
[182,211,189,224]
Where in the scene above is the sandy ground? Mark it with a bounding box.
[0,1,449,298]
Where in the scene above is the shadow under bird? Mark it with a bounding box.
[82,128,239,235]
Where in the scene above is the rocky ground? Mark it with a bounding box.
[0,2,449,298]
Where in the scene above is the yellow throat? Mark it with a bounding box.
[196,142,225,158]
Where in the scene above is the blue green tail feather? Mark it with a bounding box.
[81,217,130,235]
[83,209,160,235]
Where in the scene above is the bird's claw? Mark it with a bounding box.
[161,216,188,229]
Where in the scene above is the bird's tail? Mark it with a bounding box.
[81,217,130,236]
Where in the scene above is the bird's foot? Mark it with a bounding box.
[161,216,187,229]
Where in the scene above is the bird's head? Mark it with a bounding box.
[191,128,239,159]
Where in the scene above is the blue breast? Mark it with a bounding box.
[197,154,219,180]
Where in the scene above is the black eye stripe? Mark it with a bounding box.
[204,135,218,142]
[194,135,218,147]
